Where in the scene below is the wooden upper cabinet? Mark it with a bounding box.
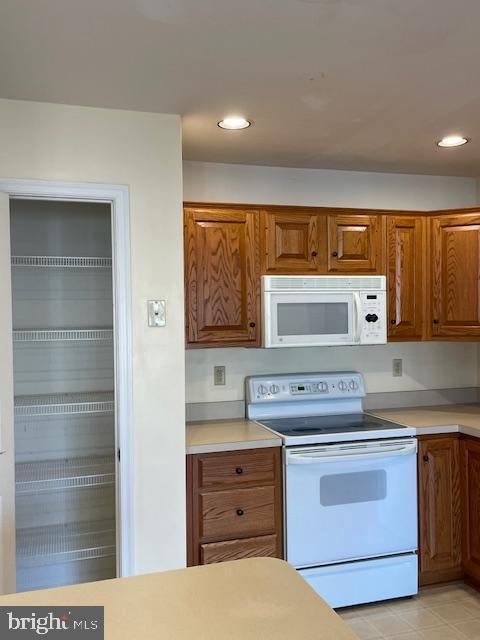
[184,206,260,347]
[461,436,480,586]
[431,212,480,338]
[387,216,425,340]
[327,214,384,273]
[418,435,462,585]
[262,210,323,273]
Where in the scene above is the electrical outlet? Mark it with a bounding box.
[392,358,403,377]
[214,366,226,386]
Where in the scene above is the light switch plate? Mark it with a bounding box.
[148,300,166,327]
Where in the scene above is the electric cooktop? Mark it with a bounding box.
[246,372,416,446]
[260,413,408,437]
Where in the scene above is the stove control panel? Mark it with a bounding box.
[289,382,329,395]
[246,372,366,404]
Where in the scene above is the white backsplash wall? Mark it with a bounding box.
[185,343,479,404]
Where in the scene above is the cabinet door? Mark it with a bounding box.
[387,216,425,340]
[418,436,462,586]
[461,436,480,586]
[327,214,384,273]
[263,211,322,273]
[185,206,260,347]
[431,213,480,337]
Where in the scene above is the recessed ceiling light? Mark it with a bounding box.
[217,116,251,130]
[437,135,469,148]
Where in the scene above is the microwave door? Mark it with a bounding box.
[269,293,356,347]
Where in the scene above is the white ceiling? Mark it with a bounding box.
[1,0,480,176]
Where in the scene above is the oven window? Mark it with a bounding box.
[277,302,349,336]
[319,470,387,506]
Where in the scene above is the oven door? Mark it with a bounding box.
[263,291,359,347]
[285,439,418,568]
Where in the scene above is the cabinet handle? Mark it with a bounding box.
[249,322,256,328]
[236,509,244,516]
[423,455,429,462]
[433,319,439,325]
[311,251,318,257]
[332,251,338,257]
[390,319,396,325]
[235,467,243,475]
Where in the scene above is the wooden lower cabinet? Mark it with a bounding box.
[200,534,278,565]
[461,436,480,588]
[187,447,283,566]
[418,435,462,585]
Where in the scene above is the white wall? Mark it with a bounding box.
[186,343,478,403]
[0,99,185,575]
[183,161,478,210]
[184,160,479,405]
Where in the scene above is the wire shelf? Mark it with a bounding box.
[14,392,114,418]
[13,328,114,343]
[16,455,115,494]
[11,256,112,269]
[16,520,116,567]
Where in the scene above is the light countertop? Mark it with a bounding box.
[186,419,281,454]
[186,404,480,455]
[370,403,480,439]
[0,558,358,640]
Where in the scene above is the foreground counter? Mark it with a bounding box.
[0,558,358,640]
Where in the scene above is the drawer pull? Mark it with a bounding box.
[235,467,244,475]
[236,509,244,517]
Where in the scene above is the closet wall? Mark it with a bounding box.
[10,200,117,592]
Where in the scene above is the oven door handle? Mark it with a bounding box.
[353,292,361,343]
[286,442,417,465]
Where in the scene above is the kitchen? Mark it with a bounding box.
[1,1,480,639]
[183,170,480,636]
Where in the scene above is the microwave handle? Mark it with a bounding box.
[287,441,417,465]
[353,292,361,342]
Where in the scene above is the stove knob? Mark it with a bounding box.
[270,384,280,395]
[258,384,269,396]
[349,379,359,391]
[338,380,348,391]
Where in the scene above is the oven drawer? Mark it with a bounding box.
[200,534,279,564]
[199,486,276,541]
[301,553,418,608]
[197,448,277,489]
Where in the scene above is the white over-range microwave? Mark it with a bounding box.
[262,275,387,348]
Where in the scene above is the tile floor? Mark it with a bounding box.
[337,583,480,639]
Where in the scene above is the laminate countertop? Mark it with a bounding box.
[186,404,480,455]
[186,419,281,454]
[370,403,480,439]
[0,558,358,640]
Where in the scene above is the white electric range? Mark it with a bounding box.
[246,372,418,609]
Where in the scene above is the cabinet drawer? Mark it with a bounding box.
[200,534,279,564]
[200,486,276,541]
[198,448,277,489]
